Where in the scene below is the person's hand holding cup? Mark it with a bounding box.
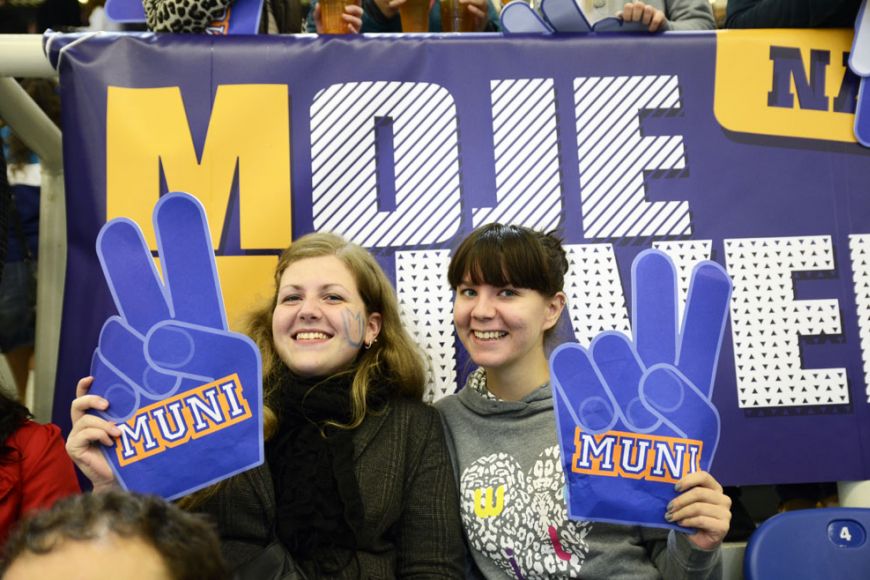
[381,0,430,31]
[316,0,364,34]
[440,0,486,31]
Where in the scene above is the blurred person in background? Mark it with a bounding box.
[0,79,59,403]
[314,0,500,33]
[726,0,862,28]
[143,0,362,33]
[582,0,715,31]
[0,387,79,546]
[37,0,82,31]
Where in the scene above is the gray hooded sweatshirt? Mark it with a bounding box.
[435,369,721,579]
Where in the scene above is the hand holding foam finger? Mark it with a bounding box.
[67,376,121,492]
[88,192,263,499]
[550,249,732,530]
[668,470,731,549]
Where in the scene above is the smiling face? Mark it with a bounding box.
[453,280,564,380]
[272,255,381,378]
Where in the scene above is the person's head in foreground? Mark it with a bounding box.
[1,490,229,580]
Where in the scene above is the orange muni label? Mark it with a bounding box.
[570,427,703,484]
[115,374,252,467]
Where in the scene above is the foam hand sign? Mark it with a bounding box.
[89,192,263,500]
[550,250,732,531]
[850,0,870,147]
[501,0,649,36]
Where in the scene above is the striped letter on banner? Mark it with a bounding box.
[473,78,563,231]
[575,75,690,239]
[310,82,461,247]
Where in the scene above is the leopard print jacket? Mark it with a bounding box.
[143,0,303,33]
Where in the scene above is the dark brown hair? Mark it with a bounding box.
[0,390,31,464]
[2,491,229,580]
[448,223,568,297]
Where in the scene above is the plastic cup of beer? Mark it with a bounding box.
[440,0,481,32]
[400,0,430,32]
[320,0,348,34]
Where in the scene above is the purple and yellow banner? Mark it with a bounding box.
[50,29,870,487]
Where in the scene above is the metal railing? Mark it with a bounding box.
[0,33,65,422]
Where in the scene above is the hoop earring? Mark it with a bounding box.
[364,337,378,350]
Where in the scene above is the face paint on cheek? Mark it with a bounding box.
[342,308,366,348]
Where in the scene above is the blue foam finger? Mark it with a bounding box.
[114,320,263,499]
[540,0,592,32]
[89,349,141,422]
[591,17,650,32]
[632,250,677,369]
[856,78,870,148]
[850,0,870,77]
[554,249,729,532]
[154,193,227,330]
[97,219,171,335]
[641,365,721,470]
[550,342,618,432]
[676,261,732,398]
[97,317,181,399]
[91,191,264,500]
[589,332,659,432]
[146,321,261,382]
[500,2,554,34]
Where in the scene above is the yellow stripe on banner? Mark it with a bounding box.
[714,29,857,143]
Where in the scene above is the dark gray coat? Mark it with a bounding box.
[198,397,465,579]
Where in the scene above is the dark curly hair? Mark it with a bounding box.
[0,390,31,464]
[2,490,229,580]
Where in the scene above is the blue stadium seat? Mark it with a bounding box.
[744,507,870,580]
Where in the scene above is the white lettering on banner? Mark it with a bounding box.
[574,75,690,239]
[474,78,562,231]
[848,235,870,402]
[563,244,631,347]
[562,241,712,348]
[395,249,456,402]
[310,82,461,247]
[652,240,713,321]
[724,236,848,408]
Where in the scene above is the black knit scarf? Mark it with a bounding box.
[266,366,380,571]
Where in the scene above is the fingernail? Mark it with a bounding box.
[664,512,673,522]
[674,483,682,492]
[666,501,674,511]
